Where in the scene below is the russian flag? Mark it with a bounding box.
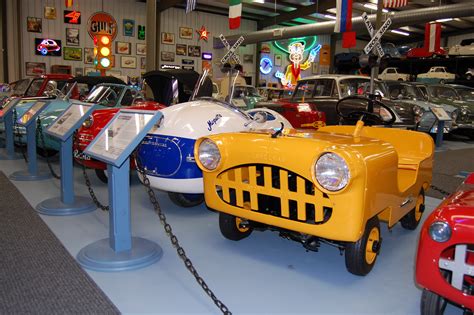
[334,0,353,33]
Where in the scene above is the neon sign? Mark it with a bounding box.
[275,43,321,87]
[64,10,81,24]
[273,36,318,54]
[259,57,273,74]
[202,52,212,60]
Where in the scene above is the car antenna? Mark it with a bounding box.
[271,122,284,138]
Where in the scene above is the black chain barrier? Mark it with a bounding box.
[81,165,109,211]
[134,155,231,315]
[430,184,452,197]
[36,118,61,179]
[13,109,28,163]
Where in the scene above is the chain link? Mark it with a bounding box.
[13,109,28,163]
[430,184,451,197]
[36,118,61,179]
[81,164,109,211]
[134,155,231,315]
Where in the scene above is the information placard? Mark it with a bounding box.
[0,98,21,120]
[430,106,452,121]
[16,101,49,126]
[84,109,162,168]
[46,102,97,141]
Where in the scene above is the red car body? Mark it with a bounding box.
[416,173,474,312]
[406,47,448,59]
[74,101,165,170]
[26,74,76,98]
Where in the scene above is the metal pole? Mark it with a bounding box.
[369,0,384,112]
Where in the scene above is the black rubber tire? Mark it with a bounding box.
[168,192,204,207]
[467,74,472,80]
[95,169,108,184]
[401,189,425,230]
[420,289,447,315]
[439,79,446,84]
[345,216,381,276]
[37,147,58,158]
[219,212,252,241]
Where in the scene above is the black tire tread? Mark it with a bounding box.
[168,192,204,207]
[400,189,425,230]
[219,212,252,241]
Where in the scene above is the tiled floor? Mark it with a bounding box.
[1,137,472,314]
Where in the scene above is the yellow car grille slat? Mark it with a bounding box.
[215,164,333,225]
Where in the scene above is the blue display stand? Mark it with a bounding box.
[36,103,98,216]
[77,109,163,272]
[435,120,445,148]
[430,107,452,148]
[0,98,22,160]
[10,101,51,181]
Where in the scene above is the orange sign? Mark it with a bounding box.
[87,12,117,40]
[319,44,331,66]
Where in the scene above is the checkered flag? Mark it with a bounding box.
[186,0,196,13]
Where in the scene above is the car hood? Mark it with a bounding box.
[396,99,457,113]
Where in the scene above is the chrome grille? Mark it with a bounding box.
[215,164,333,225]
[439,244,474,295]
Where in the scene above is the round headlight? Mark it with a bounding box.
[198,139,221,170]
[82,116,93,128]
[413,105,424,117]
[429,221,451,243]
[315,152,350,191]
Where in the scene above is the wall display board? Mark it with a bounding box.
[0,98,23,160]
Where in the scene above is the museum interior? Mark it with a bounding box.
[0,0,473,314]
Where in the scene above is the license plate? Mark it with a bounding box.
[73,149,91,160]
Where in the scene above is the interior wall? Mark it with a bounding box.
[159,7,258,84]
[20,0,146,78]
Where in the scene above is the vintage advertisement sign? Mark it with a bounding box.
[87,12,117,40]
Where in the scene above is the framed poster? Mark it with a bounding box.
[140,57,146,70]
[179,27,193,39]
[27,17,42,33]
[46,103,97,141]
[84,110,162,167]
[243,54,253,63]
[136,43,146,55]
[161,32,175,45]
[84,67,99,76]
[123,19,135,36]
[64,10,81,24]
[84,48,94,64]
[25,62,46,76]
[176,44,187,56]
[188,45,201,57]
[260,43,271,54]
[116,42,131,55]
[44,6,57,20]
[274,54,282,66]
[121,56,136,68]
[35,38,62,56]
[182,65,194,71]
[182,59,194,65]
[74,67,84,76]
[161,51,175,62]
[63,47,82,61]
[202,60,213,76]
[66,28,79,46]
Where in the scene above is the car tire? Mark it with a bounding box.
[168,192,204,207]
[398,78,403,81]
[37,147,58,158]
[439,79,446,84]
[95,169,108,184]
[420,289,447,315]
[401,189,425,230]
[219,212,252,241]
[345,216,381,276]
[467,74,472,80]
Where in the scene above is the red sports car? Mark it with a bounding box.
[406,47,448,59]
[416,173,474,314]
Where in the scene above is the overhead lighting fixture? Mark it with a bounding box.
[435,18,453,22]
[363,3,389,13]
[390,29,410,36]
[324,14,337,20]
[253,0,265,3]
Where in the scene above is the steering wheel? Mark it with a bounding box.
[336,95,397,126]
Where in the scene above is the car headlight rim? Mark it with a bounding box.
[314,152,351,192]
[429,221,452,243]
[82,116,93,128]
[197,138,221,171]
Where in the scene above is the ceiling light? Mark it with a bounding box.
[324,14,337,20]
[253,0,265,3]
[363,3,389,13]
[435,18,453,22]
[390,29,410,36]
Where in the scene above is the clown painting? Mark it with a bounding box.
[276,42,321,88]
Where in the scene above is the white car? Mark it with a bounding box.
[448,38,474,56]
[417,67,456,84]
[379,67,410,81]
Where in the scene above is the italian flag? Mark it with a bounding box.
[229,0,242,29]
[65,0,73,8]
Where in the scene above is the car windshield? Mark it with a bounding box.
[84,85,124,106]
[10,79,31,95]
[427,86,460,101]
[24,78,44,97]
[232,86,260,98]
[339,78,374,98]
[387,83,426,100]
[292,79,336,100]
[454,87,474,101]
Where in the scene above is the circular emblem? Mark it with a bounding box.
[259,57,273,74]
[87,11,117,40]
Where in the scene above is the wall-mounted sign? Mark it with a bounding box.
[64,10,81,24]
[259,57,273,74]
[161,64,181,70]
[138,25,145,40]
[35,38,62,56]
[87,11,117,40]
[182,65,194,70]
[182,59,194,65]
[196,25,210,41]
[319,44,331,66]
[202,52,212,60]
